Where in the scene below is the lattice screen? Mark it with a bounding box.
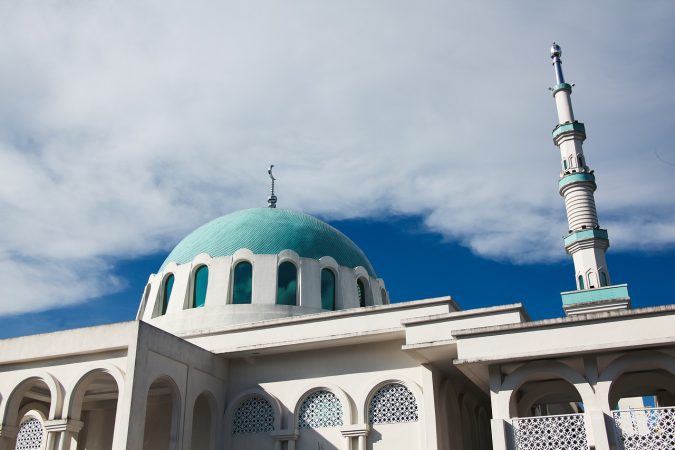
[613,407,675,450]
[298,390,344,428]
[232,396,274,434]
[15,417,43,450]
[512,413,589,450]
[368,383,419,424]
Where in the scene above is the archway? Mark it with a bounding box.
[142,377,180,450]
[3,377,56,450]
[190,392,216,450]
[68,370,120,450]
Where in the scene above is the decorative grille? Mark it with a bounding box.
[15,418,43,450]
[298,390,344,428]
[512,413,589,450]
[612,406,675,450]
[232,396,275,434]
[368,383,419,424]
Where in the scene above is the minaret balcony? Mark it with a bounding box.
[550,82,573,96]
[561,284,631,315]
[553,121,586,145]
[558,172,596,194]
[563,228,609,254]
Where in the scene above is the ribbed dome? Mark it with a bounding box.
[160,208,376,276]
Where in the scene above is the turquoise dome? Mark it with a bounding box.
[160,208,376,276]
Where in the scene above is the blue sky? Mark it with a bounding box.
[1,214,673,339]
[0,1,674,336]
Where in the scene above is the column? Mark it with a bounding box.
[0,425,19,450]
[43,419,84,450]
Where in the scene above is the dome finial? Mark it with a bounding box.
[267,164,277,208]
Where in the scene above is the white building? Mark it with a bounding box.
[0,44,673,450]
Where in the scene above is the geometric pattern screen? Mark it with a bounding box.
[368,383,419,424]
[512,413,589,450]
[232,396,275,434]
[613,407,675,450]
[298,390,344,428]
[15,418,43,450]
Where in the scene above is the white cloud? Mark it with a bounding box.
[0,1,674,314]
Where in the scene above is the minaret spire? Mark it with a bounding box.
[548,43,630,315]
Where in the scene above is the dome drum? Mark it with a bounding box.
[138,250,388,334]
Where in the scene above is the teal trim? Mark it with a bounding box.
[551,83,572,95]
[561,284,630,306]
[193,265,208,308]
[563,228,608,247]
[160,208,377,276]
[558,172,596,190]
[552,122,586,141]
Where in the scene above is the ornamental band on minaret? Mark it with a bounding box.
[549,43,630,315]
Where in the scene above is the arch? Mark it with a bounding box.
[356,278,368,308]
[192,265,209,308]
[578,155,584,167]
[137,283,152,320]
[142,375,181,450]
[191,390,217,450]
[292,384,353,429]
[568,155,575,168]
[276,261,298,306]
[232,260,253,304]
[600,271,608,287]
[380,287,388,305]
[588,270,597,289]
[597,350,675,411]
[160,273,175,315]
[578,274,585,290]
[224,388,282,434]
[563,159,568,170]
[440,379,463,450]
[499,360,595,418]
[1,372,63,426]
[359,375,423,425]
[64,364,125,420]
[320,268,336,311]
[14,409,47,450]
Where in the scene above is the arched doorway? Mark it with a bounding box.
[4,377,55,450]
[191,392,216,450]
[142,377,180,450]
[69,370,120,450]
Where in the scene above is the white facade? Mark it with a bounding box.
[1,45,674,450]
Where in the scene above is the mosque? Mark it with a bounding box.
[0,44,673,450]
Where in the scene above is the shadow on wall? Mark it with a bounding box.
[297,428,340,450]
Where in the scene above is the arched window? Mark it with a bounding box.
[161,274,174,315]
[569,155,575,168]
[368,383,419,424]
[578,275,585,290]
[357,278,366,307]
[277,261,297,306]
[321,269,336,310]
[193,266,208,308]
[232,396,274,434]
[578,155,584,167]
[380,288,388,304]
[15,417,43,450]
[600,271,608,287]
[233,262,253,304]
[298,390,343,428]
[563,160,568,170]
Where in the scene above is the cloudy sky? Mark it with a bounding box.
[1,1,674,317]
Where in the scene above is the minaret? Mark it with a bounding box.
[549,43,630,315]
